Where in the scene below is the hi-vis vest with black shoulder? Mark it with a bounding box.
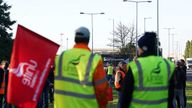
[54,48,106,108]
[128,56,175,108]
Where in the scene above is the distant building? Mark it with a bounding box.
[93,48,129,66]
[93,48,119,55]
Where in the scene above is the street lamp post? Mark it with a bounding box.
[157,0,159,56]
[80,12,104,53]
[60,33,64,52]
[171,34,175,57]
[163,28,174,57]
[144,17,151,32]
[123,0,152,56]
[60,33,69,51]
[66,37,68,50]
[112,19,114,55]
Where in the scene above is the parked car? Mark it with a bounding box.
[186,58,192,70]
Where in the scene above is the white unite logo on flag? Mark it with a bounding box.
[9,59,39,88]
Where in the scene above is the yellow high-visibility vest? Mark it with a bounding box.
[107,66,113,75]
[128,56,174,108]
[54,48,103,108]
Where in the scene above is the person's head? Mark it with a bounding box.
[138,32,157,56]
[175,60,181,68]
[0,60,8,69]
[75,27,90,44]
[180,59,186,66]
[118,61,127,71]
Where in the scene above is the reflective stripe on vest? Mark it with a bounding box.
[114,70,125,89]
[163,59,171,80]
[54,49,105,108]
[94,77,108,86]
[116,70,125,78]
[129,56,174,108]
[55,52,95,98]
[134,59,171,91]
[55,89,95,99]
[132,98,168,105]
[55,52,107,87]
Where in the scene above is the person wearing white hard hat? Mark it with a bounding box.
[54,27,108,108]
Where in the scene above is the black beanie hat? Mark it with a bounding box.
[138,32,157,53]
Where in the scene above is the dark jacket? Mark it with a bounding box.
[120,52,175,108]
[181,65,187,88]
[0,67,4,88]
[174,67,185,89]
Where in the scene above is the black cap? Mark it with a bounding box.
[138,32,157,53]
[75,27,90,43]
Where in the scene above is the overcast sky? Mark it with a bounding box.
[5,0,192,58]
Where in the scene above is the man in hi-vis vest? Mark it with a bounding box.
[120,32,175,108]
[54,27,108,108]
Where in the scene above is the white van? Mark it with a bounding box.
[186,58,192,70]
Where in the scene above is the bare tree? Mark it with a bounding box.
[127,24,136,45]
[108,22,136,58]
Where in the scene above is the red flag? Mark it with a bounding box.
[7,25,59,108]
